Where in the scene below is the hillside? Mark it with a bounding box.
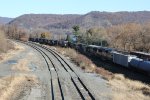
[8,14,81,29]
[8,11,150,34]
[44,11,150,29]
[0,17,13,24]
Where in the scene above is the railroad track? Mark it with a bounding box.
[19,41,96,100]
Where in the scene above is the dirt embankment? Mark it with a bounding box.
[54,46,150,100]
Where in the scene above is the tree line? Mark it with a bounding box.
[1,22,150,53]
[71,22,150,52]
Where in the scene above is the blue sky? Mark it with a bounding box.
[1,0,150,18]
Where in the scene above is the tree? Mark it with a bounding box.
[84,27,108,46]
[66,34,72,42]
[85,28,93,44]
[5,25,18,39]
[72,25,80,36]
[86,28,93,37]
[41,32,46,38]
[72,25,80,43]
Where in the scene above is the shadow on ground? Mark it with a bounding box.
[79,51,150,84]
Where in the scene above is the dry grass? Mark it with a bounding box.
[11,52,34,72]
[0,31,14,53]
[55,47,113,76]
[0,42,38,100]
[54,46,150,100]
[0,30,8,53]
[108,74,150,100]
[0,41,24,63]
[0,74,38,100]
[12,58,30,72]
[0,30,15,62]
[95,67,114,80]
[20,37,28,42]
[56,47,96,73]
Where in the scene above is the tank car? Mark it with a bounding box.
[129,58,150,74]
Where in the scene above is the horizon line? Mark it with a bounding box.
[1,10,150,18]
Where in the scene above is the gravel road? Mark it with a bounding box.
[0,41,112,100]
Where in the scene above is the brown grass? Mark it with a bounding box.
[20,37,28,42]
[0,74,38,100]
[55,47,96,73]
[0,41,24,63]
[109,74,150,100]
[55,47,114,76]
[0,30,8,53]
[12,58,30,72]
[12,51,37,72]
[95,67,114,80]
[0,30,14,56]
[11,51,34,72]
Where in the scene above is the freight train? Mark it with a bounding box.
[29,38,150,75]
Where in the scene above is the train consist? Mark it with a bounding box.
[29,38,150,75]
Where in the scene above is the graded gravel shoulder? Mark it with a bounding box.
[0,41,51,100]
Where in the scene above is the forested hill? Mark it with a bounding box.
[0,17,13,24]
[8,14,81,29]
[8,11,150,33]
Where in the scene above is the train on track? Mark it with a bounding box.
[29,38,150,75]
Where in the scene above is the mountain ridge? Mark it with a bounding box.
[8,11,150,34]
[0,17,13,24]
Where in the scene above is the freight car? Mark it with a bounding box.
[75,43,87,53]
[86,45,101,56]
[130,51,150,60]
[77,44,150,74]
[59,40,68,47]
[47,40,54,46]
[112,52,137,67]
[130,58,150,74]
[86,45,115,61]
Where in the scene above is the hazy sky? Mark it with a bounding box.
[1,0,150,17]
